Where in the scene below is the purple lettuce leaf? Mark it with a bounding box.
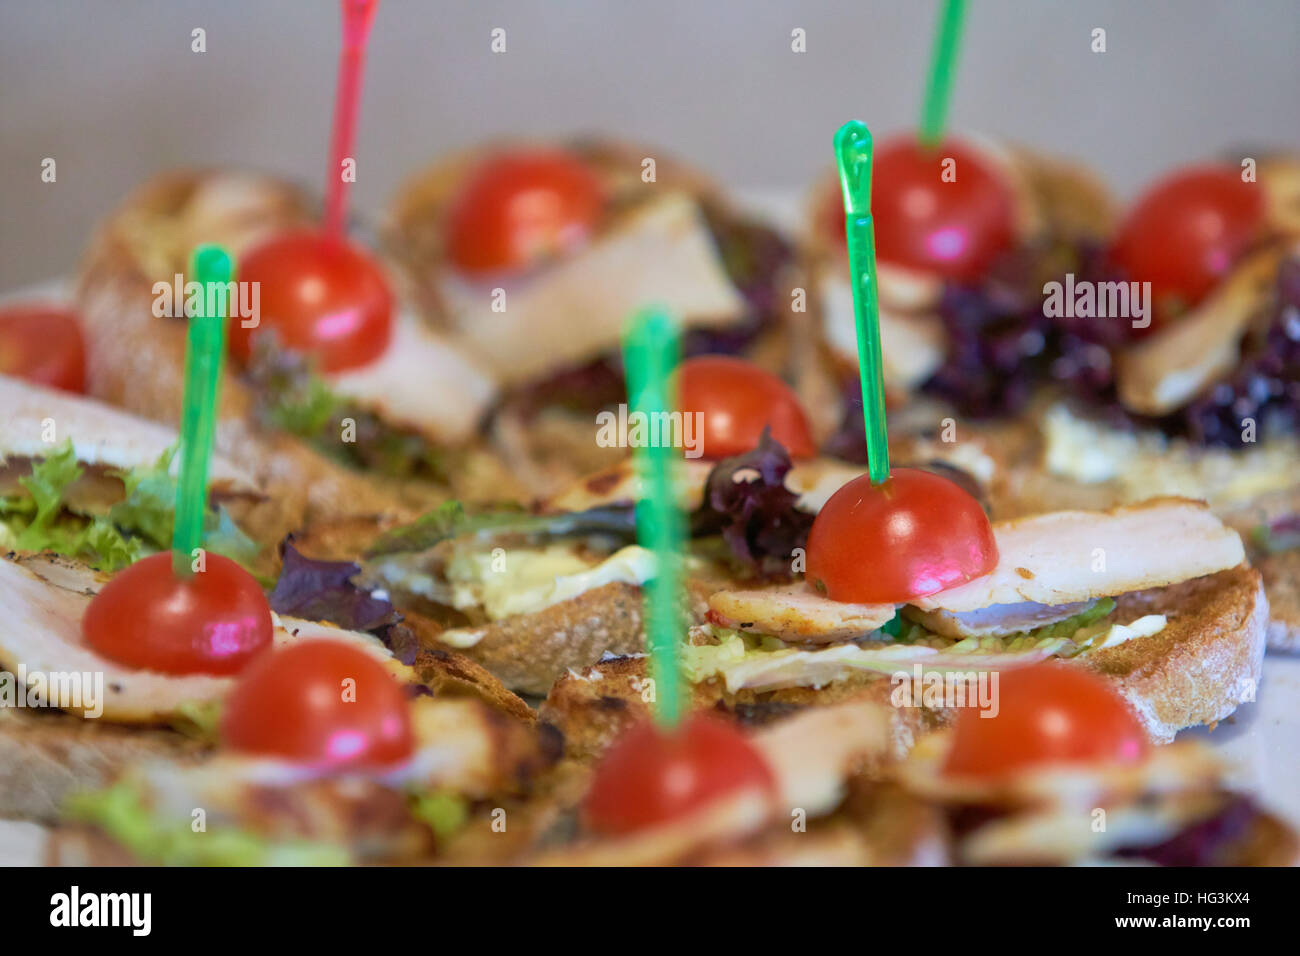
[268,540,417,665]
[690,428,815,579]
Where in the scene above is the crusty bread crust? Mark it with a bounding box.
[542,567,1267,756]
[0,709,206,823]
[1079,566,1268,743]
[1256,549,1300,652]
[541,654,938,763]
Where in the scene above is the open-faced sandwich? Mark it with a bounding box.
[798,132,1117,447]
[529,667,1295,866]
[20,634,557,866]
[0,373,275,575]
[805,149,1300,652]
[74,170,523,524]
[384,138,804,491]
[0,529,531,824]
[287,355,949,695]
[545,473,1265,757]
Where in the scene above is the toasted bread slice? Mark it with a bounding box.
[543,567,1266,754]
[0,551,534,824]
[75,170,526,526]
[1077,566,1267,742]
[541,654,938,762]
[398,579,729,697]
[1256,549,1300,652]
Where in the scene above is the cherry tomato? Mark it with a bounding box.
[444,149,604,276]
[582,713,777,836]
[1109,165,1264,326]
[942,664,1149,778]
[220,640,414,771]
[832,136,1017,281]
[677,356,816,459]
[0,305,86,393]
[231,231,393,373]
[806,468,997,604]
[83,552,273,676]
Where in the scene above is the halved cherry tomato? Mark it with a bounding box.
[231,231,393,373]
[82,552,273,676]
[677,356,816,459]
[221,640,414,771]
[805,468,997,604]
[825,136,1016,281]
[582,713,776,836]
[1109,165,1264,327]
[942,664,1149,778]
[0,305,86,393]
[444,149,604,276]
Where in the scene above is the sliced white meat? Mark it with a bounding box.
[535,700,892,865]
[1117,248,1283,416]
[904,600,1093,639]
[326,310,498,445]
[707,584,896,644]
[750,701,889,816]
[0,554,412,724]
[820,271,946,390]
[0,374,255,493]
[782,457,867,512]
[544,458,715,513]
[441,192,746,387]
[910,498,1245,614]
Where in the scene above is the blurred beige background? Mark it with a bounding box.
[2,0,1297,290]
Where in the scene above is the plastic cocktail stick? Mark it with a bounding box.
[833,121,890,485]
[919,0,967,148]
[324,0,379,237]
[622,307,686,730]
[172,244,232,576]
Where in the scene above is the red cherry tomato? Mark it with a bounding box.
[0,305,86,393]
[806,468,997,604]
[942,664,1149,778]
[444,149,604,276]
[220,640,414,771]
[1109,165,1264,326]
[677,356,816,460]
[231,231,393,373]
[826,137,1016,281]
[82,552,273,676]
[582,713,777,836]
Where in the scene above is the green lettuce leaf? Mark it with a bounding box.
[108,446,260,568]
[409,789,469,840]
[0,441,258,573]
[63,781,349,867]
[365,499,637,557]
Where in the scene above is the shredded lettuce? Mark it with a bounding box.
[168,699,224,743]
[684,597,1122,688]
[63,782,349,867]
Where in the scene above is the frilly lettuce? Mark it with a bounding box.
[0,441,259,572]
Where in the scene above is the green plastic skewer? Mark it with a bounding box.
[919,0,968,148]
[622,307,686,730]
[834,121,890,485]
[171,244,232,576]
